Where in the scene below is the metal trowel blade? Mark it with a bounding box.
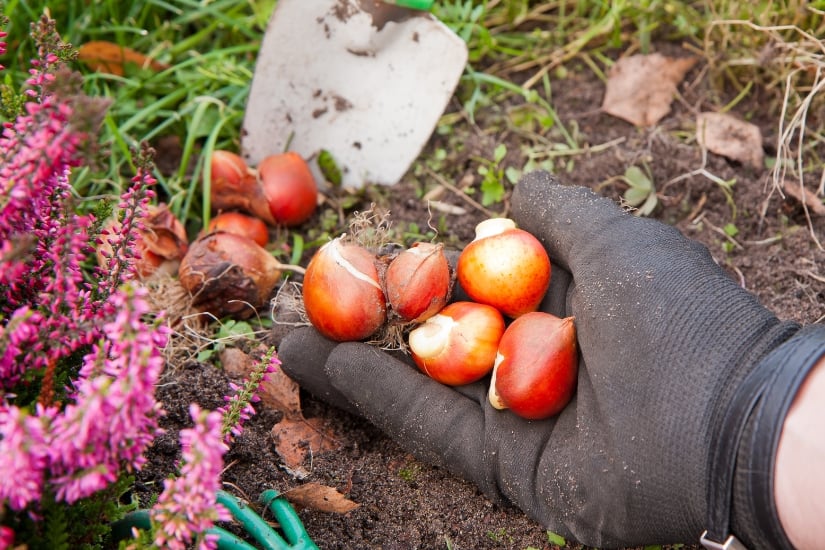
[242,0,468,188]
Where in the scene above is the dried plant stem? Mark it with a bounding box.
[37,358,57,407]
[424,166,497,219]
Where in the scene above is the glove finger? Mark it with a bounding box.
[511,172,637,274]
[277,326,360,414]
[539,261,573,318]
[323,342,503,495]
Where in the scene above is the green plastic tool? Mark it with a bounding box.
[110,490,319,550]
[389,0,435,9]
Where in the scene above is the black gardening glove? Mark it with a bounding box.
[278,172,825,549]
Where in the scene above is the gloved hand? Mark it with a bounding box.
[278,172,825,549]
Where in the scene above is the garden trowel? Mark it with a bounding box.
[241,0,468,188]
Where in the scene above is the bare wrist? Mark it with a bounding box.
[775,354,825,550]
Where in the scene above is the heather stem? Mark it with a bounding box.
[37,358,57,408]
[218,346,280,443]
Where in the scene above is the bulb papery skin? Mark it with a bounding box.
[473,217,516,241]
[408,301,505,386]
[407,314,454,358]
[209,150,274,224]
[457,218,551,318]
[179,232,282,319]
[302,238,387,342]
[385,242,451,323]
[487,352,507,410]
[489,312,578,420]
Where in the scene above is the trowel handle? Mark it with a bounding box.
[385,0,434,10]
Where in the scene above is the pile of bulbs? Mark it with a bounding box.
[99,149,320,320]
[109,145,580,419]
[177,150,319,319]
[302,217,579,420]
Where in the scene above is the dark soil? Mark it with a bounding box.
[137,48,825,550]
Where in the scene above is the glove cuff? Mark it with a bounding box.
[704,323,825,550]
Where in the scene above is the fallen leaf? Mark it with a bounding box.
[271,416,339,476]
[283,482,359,514]
[781,180,825,216]
[696,112,764,169]
[259,368,303,418]
[220,347,303,418]
[602,53,698,127]
[78,41,168,76]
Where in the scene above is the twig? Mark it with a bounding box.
[731,265,747,288]
[743,235,783,246]
[690,212,744,251]
[797,269,825,285]
[528,136,626,160]
[424,167,498,218]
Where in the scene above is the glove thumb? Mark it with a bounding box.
[279,327,514,497]
[277,327,359,415]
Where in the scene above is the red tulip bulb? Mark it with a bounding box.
[258,152,318,227]
[302,238,387,342]
[408,301,505,386]
[457,218,551,318]
[385,242,451,323]
[489,312,578,420]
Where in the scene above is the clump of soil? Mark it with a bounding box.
[137,50,824,550]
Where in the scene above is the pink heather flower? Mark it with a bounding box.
[0,525,14,550]
[0,99,85,325]
[0,98,83,236]
[0,240,27,285]
[0,30,7,68]
[151,404,230,550]
[0,11,171,525]
[218,348,279,443]
[0,102,164,511]
[94,167,157,301]
[0,307,44,387]
[0,406,50,511]
[48,285,167,503]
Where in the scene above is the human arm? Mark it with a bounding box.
[775,355,825,550]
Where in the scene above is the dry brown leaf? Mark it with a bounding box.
[78,41,168,76]
[271,416,339,474]
[782,180,825,216]
[220,347,303,418]
[602,53,698,127]
[696,112,764,169]
[283,482,359,514]
[258,368,303,417]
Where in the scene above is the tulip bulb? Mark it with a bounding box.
[408,301,505,386]
[385,242,452,323]
[208,150,275,224]
[302,237,387,342]
[488,312,578,420]
[179,232,282,319]
[457,218,551,318]
[207,211,269,247]
[258,152,318,227]
[97,203,188,278]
